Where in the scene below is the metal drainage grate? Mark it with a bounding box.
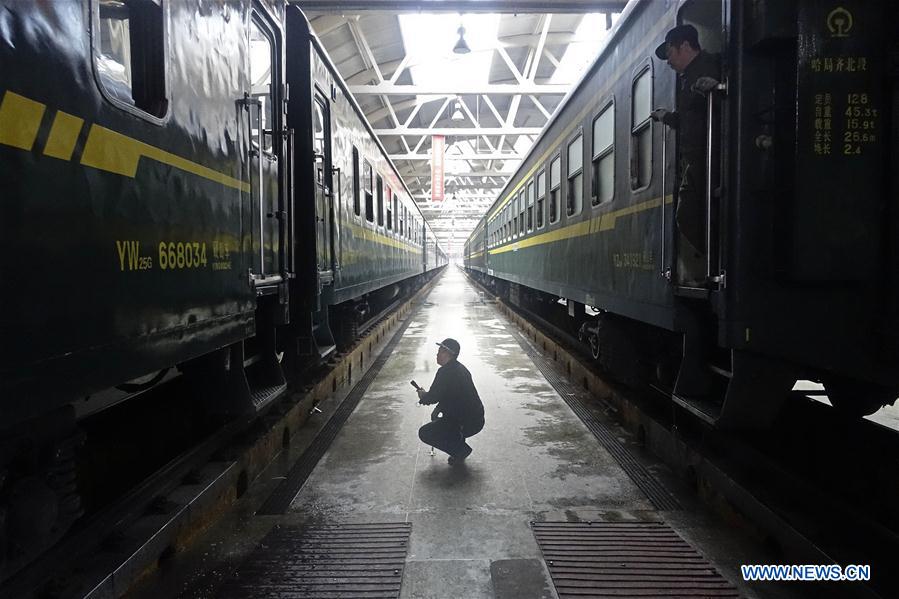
[257,306,421,515]
[218,522,412,599]
[532,521,739,598]
[506,328,681,510]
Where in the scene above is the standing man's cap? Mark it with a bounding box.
[655,24,699,59]
[436,338,460,356]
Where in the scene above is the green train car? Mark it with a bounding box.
[466,0,897,428]
[0,0,444,577]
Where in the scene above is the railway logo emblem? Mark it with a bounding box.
[826,7,853,38]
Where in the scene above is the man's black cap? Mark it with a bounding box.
[436,338,460,356]
[655,24,699,59]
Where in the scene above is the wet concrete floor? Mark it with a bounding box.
[131,266,809,599]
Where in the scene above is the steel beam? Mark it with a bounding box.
[375,127,541,136]
[390,152,524,160]
[349,83,568,95]
[296,1,626,13]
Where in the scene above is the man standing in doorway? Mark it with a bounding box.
[417,338,485,465]
[651,24,720,286]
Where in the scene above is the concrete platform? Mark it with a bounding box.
[131,266,807,599]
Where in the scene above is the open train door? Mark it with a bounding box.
[246,11,285,285]
[312,92,335,286]
[671,0,725,293]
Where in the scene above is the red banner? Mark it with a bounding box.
[431,134,445,202]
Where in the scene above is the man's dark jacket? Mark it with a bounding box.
[659,50,720,166]
[419,359,484,429]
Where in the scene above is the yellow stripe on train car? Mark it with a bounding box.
[0,90,249,193]
[81,124,249,192]
[44,110,85,161]
[488,194,673,255]
[346,221,423,254]
[0,91,45,150]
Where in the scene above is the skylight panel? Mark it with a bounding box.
[550,14,612,85]
[399,14,500,89]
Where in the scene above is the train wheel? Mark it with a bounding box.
[589,334,600,360]
[822,376,898,418]
[1,418,84,580]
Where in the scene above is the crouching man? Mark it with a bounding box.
[417,338,485,465]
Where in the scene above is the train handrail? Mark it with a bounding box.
[705,81,727,286]
[660,125,670,281]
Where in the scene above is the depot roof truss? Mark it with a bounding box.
[302,3,624,253]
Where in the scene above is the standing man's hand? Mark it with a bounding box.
[691,76,720,94]
[416,388,426,403]
[650,108,670,122]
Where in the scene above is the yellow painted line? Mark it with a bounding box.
[0,91,46,151]
[43,110,84,161]
[488,194,672,255]
[488,5,675,221]
[469,250,485,258]
[81,124,250,192]
[347,221,422,254]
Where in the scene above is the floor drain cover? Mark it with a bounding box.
[218,522,412,598]
[532,521,739,598]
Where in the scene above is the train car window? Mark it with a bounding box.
[249,19,276,153]
[549,155,561,224]
[376,175,384,227]
[567,134,584,216]
[536,170,546,229]
[518,190,525,236]
[93,0,167,118]
[516,194,523,236]
[313,103,325,184]
[392,195,398,232]
[631,67,652,190]
[512,200,518,238]
[527,180,535,232]
[352,147,361,216]
[386,191,393,230]
[592,103,615,205]
[363,161,374,222]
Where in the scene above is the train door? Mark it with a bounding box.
[312,93,334,284]
[671,0,724,290]
[247,13,283,281]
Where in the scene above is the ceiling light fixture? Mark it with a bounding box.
[453,25,471,54]
[451,99,464,121]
